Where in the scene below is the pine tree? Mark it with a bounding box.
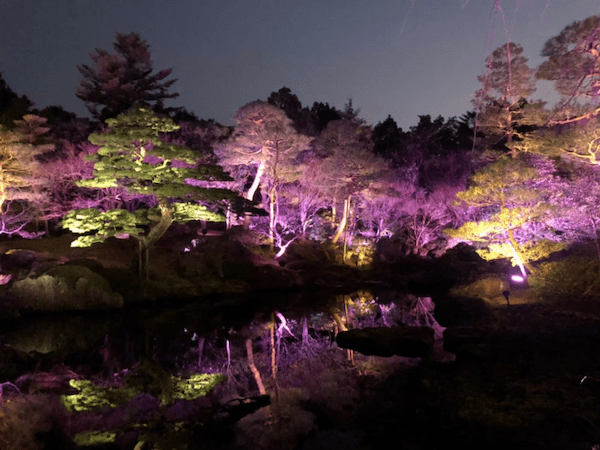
[215,101,309,240]
[445,156,562,278]
[537,15,600,104]
[473,43,540,155]
[61,106,237,279]
[76,32,178,121]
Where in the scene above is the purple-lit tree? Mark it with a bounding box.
[214,101,310,243]
[311,119,388,244]
[76,32,178,121]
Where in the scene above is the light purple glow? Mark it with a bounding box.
[511,274,525,283]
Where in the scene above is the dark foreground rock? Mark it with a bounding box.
[336,326,434,357]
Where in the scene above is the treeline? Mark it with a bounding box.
[2,16,600,283]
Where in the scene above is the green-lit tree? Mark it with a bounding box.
[445,156,563,278]
[61,106,237,279]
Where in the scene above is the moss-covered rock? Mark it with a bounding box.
[5,264,123,311]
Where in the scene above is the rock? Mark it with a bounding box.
[433,296,489,327]
[437,243,490,281]
[336,326,434,357]
[5,264,123,311]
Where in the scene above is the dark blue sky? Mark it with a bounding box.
[2,0,600,129]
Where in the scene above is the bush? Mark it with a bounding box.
[529,256,600,297]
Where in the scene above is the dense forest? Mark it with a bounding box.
[2,15,600,294]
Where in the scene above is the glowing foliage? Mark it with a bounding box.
[61,373,226,412]
[446,156,557,269]
[63,107,234,257]
[0,115,53,210]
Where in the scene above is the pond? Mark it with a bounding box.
[4,286,600,450]
[0,288,449,450]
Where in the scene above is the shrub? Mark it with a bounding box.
[529,256,600,297]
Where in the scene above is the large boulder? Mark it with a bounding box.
[5,264,123,311]
[336,326,434,357]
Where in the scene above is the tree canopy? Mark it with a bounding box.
[76,32,178,121]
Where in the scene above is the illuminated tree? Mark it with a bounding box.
[537,15,600,104]
[0,115,53,235]
[61,106,236,279]
[445,156,562,278]
[474,43,540,155]
[311,119,388,244]
[215,101,309,241]
[76,32,178,121]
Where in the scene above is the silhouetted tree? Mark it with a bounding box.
[310,102,342,133]
[373,115,405,164]
[76,32,178,121]
[537,15,600,104]
[0,73,33,129]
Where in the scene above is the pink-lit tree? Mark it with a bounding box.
[310,119,388,244]
[214,101,310,243]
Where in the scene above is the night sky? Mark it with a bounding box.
[2,0,600,129]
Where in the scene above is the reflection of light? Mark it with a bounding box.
[511,274,525,282]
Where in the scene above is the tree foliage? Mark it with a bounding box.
[62,106,236,277]
[445,156,560,271]
[215,101,309,239]
[76,32,178,121]
[474,43,540,152]
[537,15,600,103]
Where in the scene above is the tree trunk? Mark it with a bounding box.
[331,196,351,244]
[244,162,265,230]
[269,186,277,245]
[507,228,533,277]
[246,338,266,395]
[138,202,174,280]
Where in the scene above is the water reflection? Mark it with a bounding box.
[0,289,448,449]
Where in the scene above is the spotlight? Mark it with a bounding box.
[511,274,525,283]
